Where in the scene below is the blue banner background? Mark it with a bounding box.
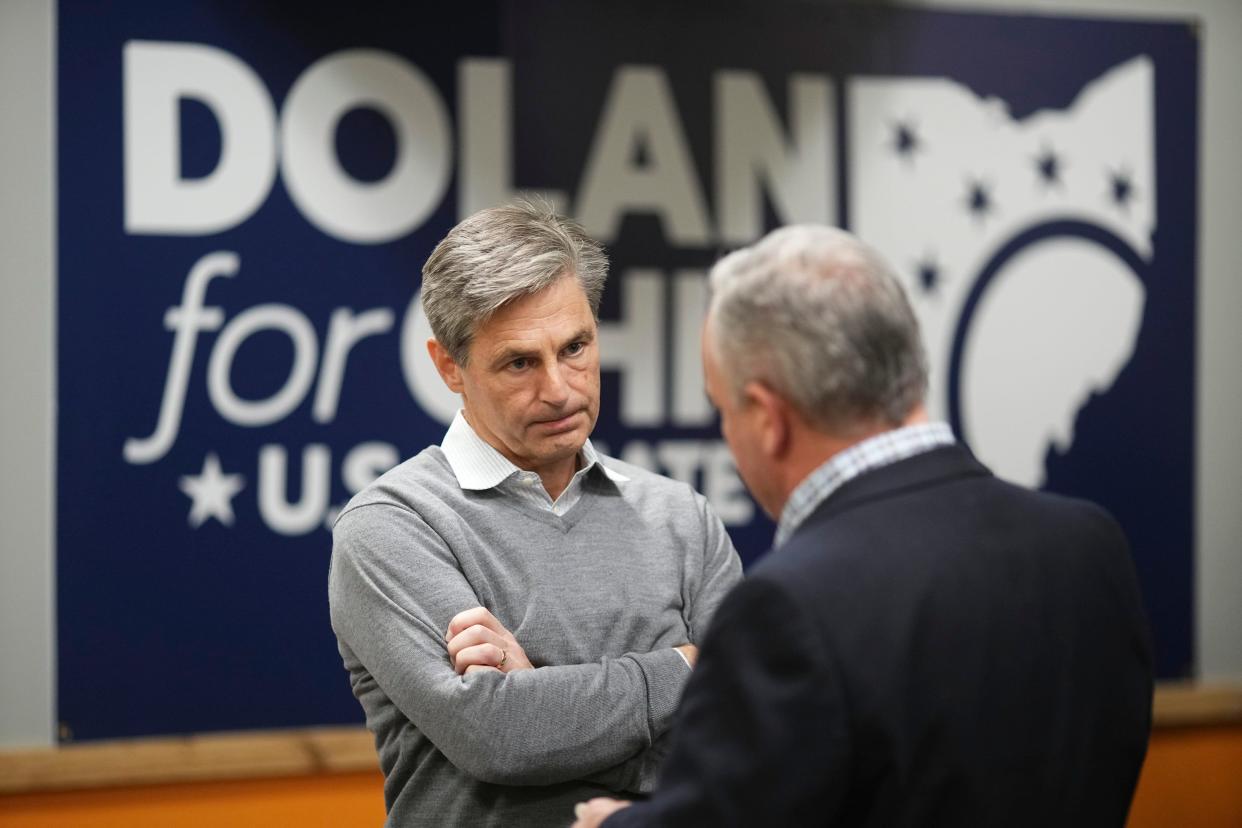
[57,1,1196,740]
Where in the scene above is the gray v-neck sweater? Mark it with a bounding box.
[329,447,741,827]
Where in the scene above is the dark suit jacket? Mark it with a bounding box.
[606,444,1153,827]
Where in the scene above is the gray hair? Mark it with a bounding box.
[421,200,609,364]
[707,225,927,433]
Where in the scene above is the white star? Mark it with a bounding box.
[179,452,245,529]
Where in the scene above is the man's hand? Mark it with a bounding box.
[572,797,632,827]
[446,607,534,675]
[675,643,699,667]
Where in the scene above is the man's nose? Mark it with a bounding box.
[538,361,572,406]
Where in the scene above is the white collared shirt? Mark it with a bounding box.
[440,410,629,515]
[774,422,956,548]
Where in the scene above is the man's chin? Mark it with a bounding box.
[528,424,589,462]
[543,429,588,454]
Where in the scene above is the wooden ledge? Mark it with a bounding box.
[1152,682,1242,728]
[0,726,378,795]
[2,683,1240,796]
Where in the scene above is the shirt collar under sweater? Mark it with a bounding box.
[440,409,629,492]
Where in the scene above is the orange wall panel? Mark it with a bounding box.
[0,772,386,828]
[2,727,1241,827]
[1127,725,1242,828]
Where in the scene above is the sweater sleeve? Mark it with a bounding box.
[686,491,744,645]
[328,502,689,788]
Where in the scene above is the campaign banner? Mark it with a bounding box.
[57,1,1197,740]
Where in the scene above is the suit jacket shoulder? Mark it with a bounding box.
[734,443,1152,826]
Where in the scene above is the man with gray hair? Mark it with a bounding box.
[328,201,741,826]
[574,225,1153,827]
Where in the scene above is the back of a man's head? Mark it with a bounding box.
[708,225,928,435]
[421,200,609,365]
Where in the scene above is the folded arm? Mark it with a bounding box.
[329,503,690,788]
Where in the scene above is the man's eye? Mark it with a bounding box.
[509,358,529,371]
[564,342,585,356]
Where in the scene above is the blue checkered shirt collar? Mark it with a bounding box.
[773,421,956,548]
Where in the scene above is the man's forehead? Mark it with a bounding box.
[478,318,595,353]
[477,281,593,337]
[470,310,594,368]
[699,317,731,403]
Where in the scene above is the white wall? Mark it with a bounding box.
[0,0,55,748]
[1,0,1237,748]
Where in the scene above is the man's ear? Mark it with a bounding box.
[742,381,791,459]
[426,338,465,394]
